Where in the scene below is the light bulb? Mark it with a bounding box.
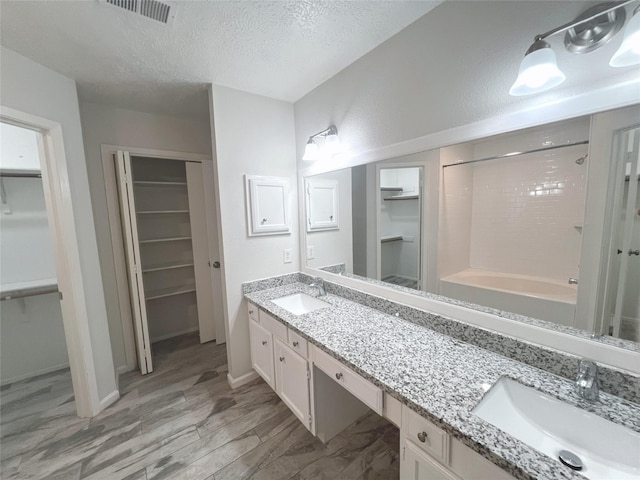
[510,40,566,96]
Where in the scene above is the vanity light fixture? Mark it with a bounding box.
[510,0,640,96]
[302,125,340,161]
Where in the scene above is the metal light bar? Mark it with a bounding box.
[536,0,635,40]
[307,125,337,141]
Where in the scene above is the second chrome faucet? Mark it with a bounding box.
[575,359,599,402]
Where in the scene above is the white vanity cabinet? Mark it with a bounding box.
[249,317,275,389]
[400,406,515,480]
[248,303,312,432]
[274,337,311,427]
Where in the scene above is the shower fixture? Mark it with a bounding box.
[510,1,640,96]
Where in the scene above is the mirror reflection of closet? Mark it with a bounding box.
[600,125,640,342]
[0,122,70,392]
[378,166,423,290]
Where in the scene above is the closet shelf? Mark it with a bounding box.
[380,186,403,192]
[139,236,192,244]
[384,195,419,201]
[134,181,187,187]
[381,235,403,243]
[146,285,196,301]
[137,210,189,215]
[143,262,194,273]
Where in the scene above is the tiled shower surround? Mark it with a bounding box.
[242,272,639,404]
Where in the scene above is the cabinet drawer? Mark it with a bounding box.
[287,329,308,358]
[259,310,287,340]
[403,407,449,465]
[312,345,383,415]
[247,302,259,322]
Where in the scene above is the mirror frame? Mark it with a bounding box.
[299,84,640,374]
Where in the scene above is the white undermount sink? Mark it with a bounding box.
[473,377,640,479]
[271,293,329,315]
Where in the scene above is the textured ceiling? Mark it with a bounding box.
[0,0,440,118]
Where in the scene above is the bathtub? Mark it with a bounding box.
[439,269,577,326]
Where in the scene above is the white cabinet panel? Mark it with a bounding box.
[274,337,311,431]
[245,175,291,236]
[402,441,459,480]
[306,179,339,231]
[249,318,275,389]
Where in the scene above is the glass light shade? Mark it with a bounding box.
[610,10,640,67]
[302,140,319,161]
[509,46,566,96]
[324,133,341,155]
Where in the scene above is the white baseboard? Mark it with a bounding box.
[150,327,199,343]
[0,363,70,386]
[99,389,120,412]
[227,370,259,389]
[117,364,134,374]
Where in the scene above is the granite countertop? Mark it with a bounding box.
[245,282,640,480]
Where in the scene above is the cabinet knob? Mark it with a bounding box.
[249,310,254,314]
[293,341,299,347]
[417,431,428,443]
[335,372,343,380]
[261,340,267,346]
[279,356,285,362]
[261,218,267,224]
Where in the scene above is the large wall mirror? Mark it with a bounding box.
[303,105,640,350]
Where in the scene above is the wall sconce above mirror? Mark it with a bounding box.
[511,0,640,96]
[302,125,341,161]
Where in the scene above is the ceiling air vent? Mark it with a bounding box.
[103,0,174,24]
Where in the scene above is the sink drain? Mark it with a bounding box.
[558,450,583,471]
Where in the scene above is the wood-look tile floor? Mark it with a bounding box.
[1,333,399,480]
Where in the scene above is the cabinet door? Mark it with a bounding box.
[249,319,275,389]
[402,441,459,480]
[305,179,339,231]
[186,162,215,343]
[245,175,291,236]
[115,151,153,374]
[274,337,310,430]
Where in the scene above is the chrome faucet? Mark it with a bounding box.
[575,359,599,402]
[309,277,326,297]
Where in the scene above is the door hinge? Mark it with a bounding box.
[306,369,310,379]
[402,446,405,460]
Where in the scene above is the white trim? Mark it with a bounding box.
[1,105,102,417]
[101,144,213,373]
[99,389,120,411]
[117,364,134,375]
[227,370,260,389]
[0,364,70,386]
[150,326,199,343]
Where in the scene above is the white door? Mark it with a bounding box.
[402,441,458,480]
[249,319,275,388]
[274,337,310,430]
[201,161,226,344]
[115,151,153,374]
[186,162,215,343]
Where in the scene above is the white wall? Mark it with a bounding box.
[0,122,41,171]
[210,85,298,383]
[79,101,212,370]
[294,1,639,166]
[306,168,353,271]
[0,46,116,401]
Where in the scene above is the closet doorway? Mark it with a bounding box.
[104,147,225,375]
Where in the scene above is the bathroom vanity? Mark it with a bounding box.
[244,274,640,480]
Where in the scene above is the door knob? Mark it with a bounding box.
[212,261,221,268]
